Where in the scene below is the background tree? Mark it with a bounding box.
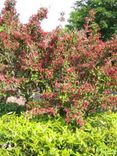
[67,0,117,40]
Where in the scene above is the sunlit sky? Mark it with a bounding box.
[0,0,75,31]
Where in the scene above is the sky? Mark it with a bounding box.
[0,0,75,31]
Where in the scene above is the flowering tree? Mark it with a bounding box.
[0,0,117,126]
[0,0,48,99]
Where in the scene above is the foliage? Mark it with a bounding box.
[0,0,117,126]
[0,102,25,116]
[0,112,117,155]
[67,0,117,40]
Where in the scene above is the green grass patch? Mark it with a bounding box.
[0,112,117,156]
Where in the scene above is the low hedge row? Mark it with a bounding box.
[0,0,117,126]
[0,112,117,156]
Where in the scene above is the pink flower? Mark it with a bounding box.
[82,101,89,107]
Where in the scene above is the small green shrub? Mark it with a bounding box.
[0,112,117,155]
[0,103,25,116]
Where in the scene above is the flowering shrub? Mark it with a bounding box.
[0,0,117,126]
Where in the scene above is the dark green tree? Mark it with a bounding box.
[67,0,117,40]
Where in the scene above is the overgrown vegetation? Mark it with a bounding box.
[0,0,117,155]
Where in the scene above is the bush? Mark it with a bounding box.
[0,112,117,155]
[0,0,117,126]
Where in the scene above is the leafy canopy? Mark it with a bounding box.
[67,0,117,40]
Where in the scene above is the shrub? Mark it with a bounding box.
[0,0,117,126]
[0,112,117,155]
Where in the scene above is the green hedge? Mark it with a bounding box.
[0,112,117,156]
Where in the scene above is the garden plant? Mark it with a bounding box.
[0,0,117,127]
